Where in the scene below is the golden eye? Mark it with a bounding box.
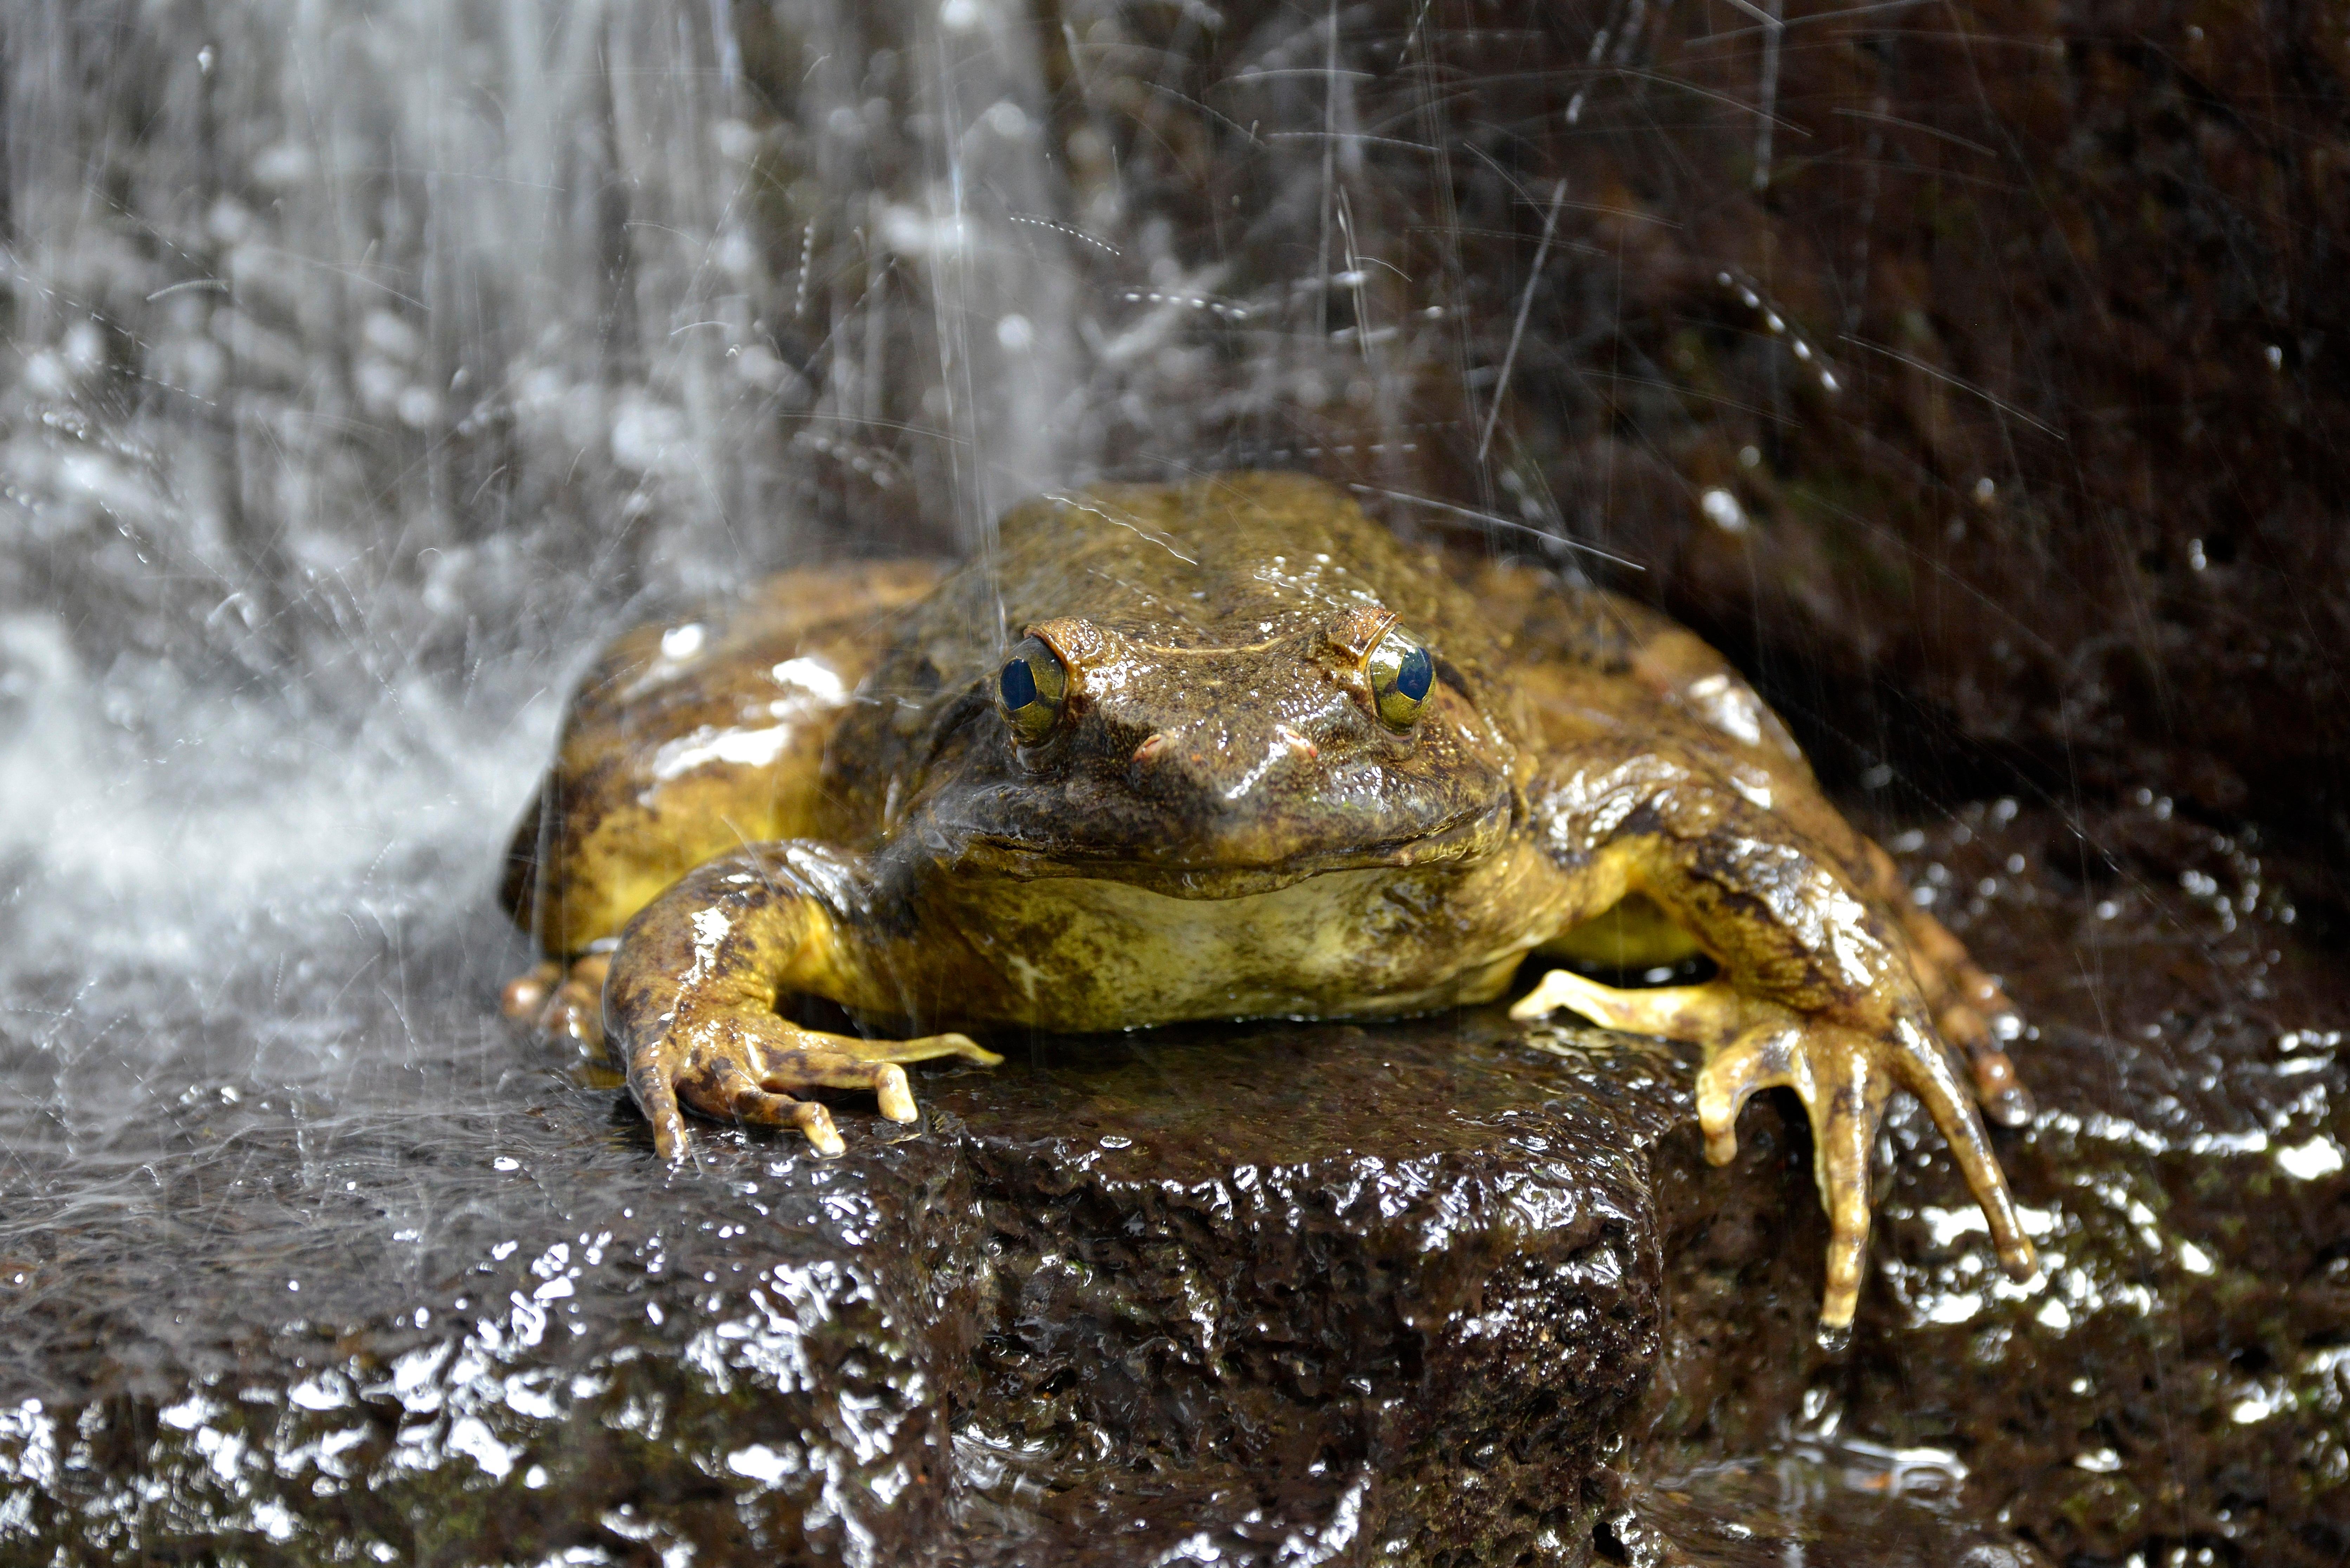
[994,634,1069,744]
[1365,628,1434,730]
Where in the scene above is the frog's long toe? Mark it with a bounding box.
[760,1033,1004,1122]
[537,954,610,1048]
[681,1056,844,1156]
[1879,882,2039,1128]
[1932,992,2036,1127]
[1511,967,1756,1049]
[1700,1022,1895,1329]
[1960,1034,2036,1128]
[1690,1019,1805,1166]
[1519,963,2035,1330]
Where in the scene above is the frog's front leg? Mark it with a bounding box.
[604,845,1001,1162]
[1513,748,2036,1331]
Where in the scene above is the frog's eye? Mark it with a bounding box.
[1365,629,1434,731]
[995,634,1069,745]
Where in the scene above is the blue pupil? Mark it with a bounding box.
[1394,646,1433,702]
[1000,656,1038,710]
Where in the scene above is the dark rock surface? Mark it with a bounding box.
[5,798,2341,1566]
[5,0,2344,1562]
[0,1001,987,1565]
[1492,0,2350,877]
[1841,801,2350,1568]
[943,1022,1694,1564]
[0,974,1729,1566]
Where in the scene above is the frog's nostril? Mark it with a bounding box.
[1131,732,1170,767]
[1273,724,1319,760]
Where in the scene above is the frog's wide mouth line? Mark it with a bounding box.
[953,796,1514,896]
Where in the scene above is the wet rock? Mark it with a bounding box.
[2,804,2339,1567]
[942,1022,1703,1563]
[1832,801,2350,1568]
[0,936,1784,1566]
[1605,1452,2044,1568]
[0,1007,987,1565]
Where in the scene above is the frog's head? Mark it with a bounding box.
[930,595,1518,897]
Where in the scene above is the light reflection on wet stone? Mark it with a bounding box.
[0,797,2338,1563]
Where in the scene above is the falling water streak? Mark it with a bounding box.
[1398,0,1487,516]
[1844,90,1888,337]
[1476,179,1570,467]
[1724,0,1787,191]
[1316,0,1342,343]
[927,20,984,555]
[1347,485,1647,572]
[1836,335,2065,437]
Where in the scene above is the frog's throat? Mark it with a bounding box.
[952,796,1514,899]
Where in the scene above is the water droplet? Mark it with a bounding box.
[2276,1136,2344,1180]
[1699,488,1747,533]
[982,99,1028,139]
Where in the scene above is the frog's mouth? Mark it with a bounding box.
[955,796,1514,899]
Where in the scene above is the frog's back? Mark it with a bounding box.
[1002,474,1487,646]
[820,473,1518,811]
[502,559,944,955]
[508,471,1817,954]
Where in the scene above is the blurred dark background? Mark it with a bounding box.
[3,5,2346,1564]
[5,0,2343,916]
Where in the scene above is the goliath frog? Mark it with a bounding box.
[500,472,2036,1327]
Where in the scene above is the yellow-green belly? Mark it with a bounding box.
[861,845,1576,1034]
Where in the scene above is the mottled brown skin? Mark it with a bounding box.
[501,472,2036,1328]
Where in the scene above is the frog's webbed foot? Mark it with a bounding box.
[500,961,561,1020]
[1513,970,2037,1331]
[1921,967,2034,1129]
[602,844,1003,1162]
[1860,841,2035,1128]
[624,1013,1001,1162]
[1942,1012,2034,1130]
[501,947,614,1050]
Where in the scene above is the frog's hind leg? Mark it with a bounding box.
[1512,965,2020,1331]
[1854,839,2034,1127]
[1518,753,2037,1331]
[501,945,616,1050]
